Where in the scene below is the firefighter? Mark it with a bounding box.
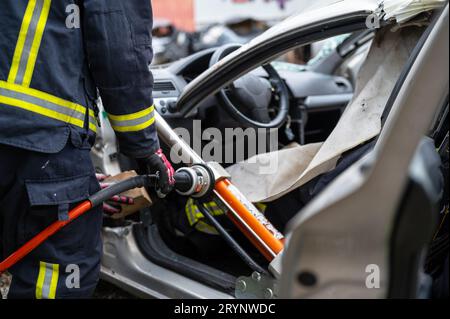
[0,0,174,298]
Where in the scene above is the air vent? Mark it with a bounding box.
[154,81,176,92]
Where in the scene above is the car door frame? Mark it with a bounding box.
[279,5,449,299]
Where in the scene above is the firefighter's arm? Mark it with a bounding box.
[82,0,158,158]
[83,0,175,194]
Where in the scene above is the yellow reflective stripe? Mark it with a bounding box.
[0,95,85,128]
[8,0,37,83]
[187,200,225,223]
[22,0,52,87]
[0,80,97,133]
[48,263,59,299]
[255,203,267,213]
[35,261,46,299]
[185,199,224,235]
[195,221,219,235]
[185,199,196,226]
[204,202,225,216]
[108,105,155,133]
[88,122,97,132]
[194,210,223,219]
[108,106,154,122]
[111,116,155,133]
[35,262,59,299]
[1,81,85,116]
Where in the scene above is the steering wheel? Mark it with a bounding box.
[209,44,290,129]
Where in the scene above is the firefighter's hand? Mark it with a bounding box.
[96,174,134,215]
[138,149,175,197]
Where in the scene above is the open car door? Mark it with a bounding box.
[280,4,449,299]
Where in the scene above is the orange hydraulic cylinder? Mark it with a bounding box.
[214,179,284,261]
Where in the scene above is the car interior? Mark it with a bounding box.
[100,22,448,296]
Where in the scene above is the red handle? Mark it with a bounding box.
[0,200,93,274]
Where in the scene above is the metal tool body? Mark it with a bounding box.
[0,113,285,275]
[156,112,284,261]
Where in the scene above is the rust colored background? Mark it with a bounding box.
[152,0,195,31]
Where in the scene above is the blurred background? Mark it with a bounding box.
[150,0,341,65]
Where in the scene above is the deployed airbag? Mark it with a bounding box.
[227,26,423,203]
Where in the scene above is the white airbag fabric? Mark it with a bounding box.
[227,27,422,203]
[383,0,446,23]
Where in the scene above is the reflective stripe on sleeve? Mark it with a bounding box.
[107,105,155,133]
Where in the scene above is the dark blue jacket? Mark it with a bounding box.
[0,0,159,157]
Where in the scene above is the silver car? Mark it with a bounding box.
[92,0,449,299]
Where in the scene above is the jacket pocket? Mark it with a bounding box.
[26,175,91,217]
[23,174,94,254]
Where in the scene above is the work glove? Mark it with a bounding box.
[96,174,135,215]
[137,149,175,197]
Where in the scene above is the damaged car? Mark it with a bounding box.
[191,17,271,53]
[151,19,192,65]
[90,0,449,299]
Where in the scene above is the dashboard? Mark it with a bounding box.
[151,48,354,143]
[151,49,215,117]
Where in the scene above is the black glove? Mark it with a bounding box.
[138,149,175,196]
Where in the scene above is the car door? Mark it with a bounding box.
[280,5,449,299]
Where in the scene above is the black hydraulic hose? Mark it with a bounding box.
[88,172,270,274]
[89,169,201,208]
[89,175,159,207]
[195,200,269,276]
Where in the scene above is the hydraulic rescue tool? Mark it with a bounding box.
[0,112,286,276]
[0,165,213,275]
[155,112,285,262]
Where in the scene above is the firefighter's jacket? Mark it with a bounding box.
[0,0,159,157]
